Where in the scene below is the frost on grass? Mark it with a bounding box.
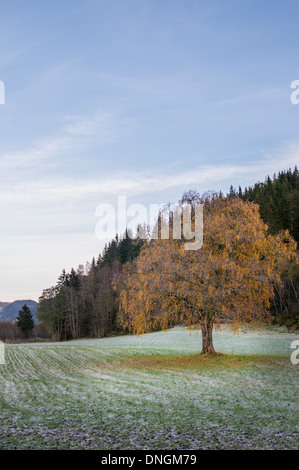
[0,327,298,450]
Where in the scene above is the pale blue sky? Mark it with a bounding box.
[1,0,299,301]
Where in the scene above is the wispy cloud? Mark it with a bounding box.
[0,136,74,169]
[215,86,285,107]
[62,112,118,142]
[0,112,122,170]
[0,50,22,70]
[1,138,298,204]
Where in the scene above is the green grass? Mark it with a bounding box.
[0,326,298,450]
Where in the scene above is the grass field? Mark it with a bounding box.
[0,326,298,450]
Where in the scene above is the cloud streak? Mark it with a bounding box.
[0,136,73,169]
[1,138,298,204]
[0,112,122,170]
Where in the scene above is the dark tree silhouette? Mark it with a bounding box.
[16,304,35,336]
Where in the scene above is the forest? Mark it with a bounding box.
[31,167,299,345]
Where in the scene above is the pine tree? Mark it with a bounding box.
[228,185,237,198]
[68,268,81,290]
[119,230,133,265]
[91,257,97,272]
[16,304,35,335]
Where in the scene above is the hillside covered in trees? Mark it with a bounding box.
[231,167,299,327]
[230,167,299,243]
[36,168,299,341]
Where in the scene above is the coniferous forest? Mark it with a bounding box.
[234,167,299,243]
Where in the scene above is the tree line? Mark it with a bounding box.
[229,166,299,243]
[37,232,145,340]
[231,167,299,327]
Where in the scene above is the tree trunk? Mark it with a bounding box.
[201,318,216,354]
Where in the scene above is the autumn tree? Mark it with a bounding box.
[117,195,298,354]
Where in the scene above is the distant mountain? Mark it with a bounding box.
[0,301,10,312]
[0,300,39,323]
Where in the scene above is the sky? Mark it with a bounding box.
[1,0,299,302]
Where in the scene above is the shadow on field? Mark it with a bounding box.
[114,354,281,371]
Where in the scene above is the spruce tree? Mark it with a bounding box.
[119,230,133,265]
[16,304,35,335]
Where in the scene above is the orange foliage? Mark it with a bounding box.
[116,195,298,353]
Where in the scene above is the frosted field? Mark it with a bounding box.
[0,326,298,450]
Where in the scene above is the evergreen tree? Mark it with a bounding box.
[96,253,102,267]
[67,268,81,290]
[119,230,133,265]
[16,304,35,335]
[228,185,237,198]
[91,257,97,272]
